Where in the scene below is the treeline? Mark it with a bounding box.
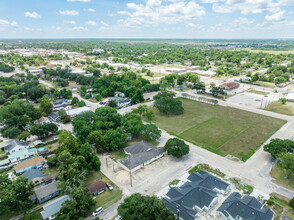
[0,53,45,68]
[0,61,14,72]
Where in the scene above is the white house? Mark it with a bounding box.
[4,140,29,154]
[8,149,30,163]
[66,106,91,118]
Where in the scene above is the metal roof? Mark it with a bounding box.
[41,195,71,219]
[34,182,59,200]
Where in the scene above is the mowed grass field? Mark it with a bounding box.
[152,98,285,161]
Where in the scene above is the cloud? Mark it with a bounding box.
[56,27,62,31]
[265,10,285,22]
[212,0,280,15]
[88,8,95,12]
[24,11,41,18]
[117,0,206,27]
[199,0,219,3]
[186,23,203,30]
[59,10,79,16]
[233,17,254,25]
[86,20,98,26]
[11,21,18,26]
[0,19,10,25]
[64,20,76,25]
[73,26,88,31]
[67,0,91,2]
[0,19,18,27]
[101,21,109,27]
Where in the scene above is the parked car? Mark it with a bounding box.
[92,207,103,216]
[146,98,151,100]
[115,215,122,220]
[106,182,113,191]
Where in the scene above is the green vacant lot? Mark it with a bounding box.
[152,98,285,161]
[264,101,294,116]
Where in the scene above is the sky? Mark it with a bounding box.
[0,0,294,39]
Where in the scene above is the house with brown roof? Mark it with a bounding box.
[14,156,45,174]
[219,82,240,90]
[86,181,106,196]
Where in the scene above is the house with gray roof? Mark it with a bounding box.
[21,169,47,185]
[163,171,230,220]
[217,192,274,220]
[41,195,71,220]
[119,141,165,172]
[49,111,60,122]
[4,140,29,154]
[34,181,60,204]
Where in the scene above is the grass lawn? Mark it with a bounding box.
[43,167,59,176]
[85,170,123,212]
[152,98,285,161]
[268,193,294,220]
[270,162,294,190]
[253,81,276,88]
[109,149,127,162]
[264,101,294,116]
[125,137,159,147]
[247,89,270,96]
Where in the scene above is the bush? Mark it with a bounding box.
[289,197,294,209]
[280,98,287,104]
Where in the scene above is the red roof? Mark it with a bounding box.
[219,82,239,90]
[86,181,106,194]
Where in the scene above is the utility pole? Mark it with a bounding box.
[113,160,115,172]
[105,156,108,169]
[177,205,180,220]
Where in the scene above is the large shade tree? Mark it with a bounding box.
[118,193,176,220]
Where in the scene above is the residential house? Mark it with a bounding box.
[41,195,71,220]
[36,117,51,125]
[4,140,29,154]
[119,141,165,172]
[34,181,60,204]
[53,103,72,112]
[33,140,46,147]
[48,112,60,122]
[86,181,107,196]
[14,156,45,174]
[66,106,91,118]
[163,171,230,220]
[217,192,274,220]
[21,169,48,185]
[0,158,10,167]
[53,100,67,108]
[8,149,30,163]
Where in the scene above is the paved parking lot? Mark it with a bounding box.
[227,91,280,108]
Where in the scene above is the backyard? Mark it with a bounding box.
[152,98,285,161]
[85,170,122,212]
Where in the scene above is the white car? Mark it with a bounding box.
[92,207,103,217]
[115,215,122,220]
